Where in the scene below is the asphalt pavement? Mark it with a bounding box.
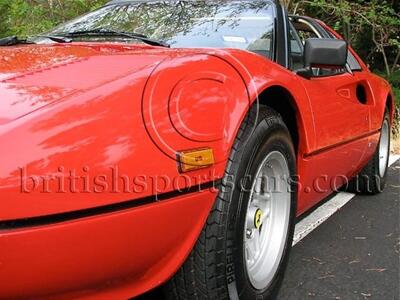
[277,160,399,300]
[137,160,400,300]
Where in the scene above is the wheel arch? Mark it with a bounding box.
[255,85,306,155]
[386,93,395,124]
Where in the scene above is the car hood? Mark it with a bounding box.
[0,43,168,125]
[0,43,236,222]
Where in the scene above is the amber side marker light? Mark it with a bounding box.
[177,148,215,173]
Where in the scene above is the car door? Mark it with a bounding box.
[289,20,371,167]
[301,73,370,151]
[288,19,372,208]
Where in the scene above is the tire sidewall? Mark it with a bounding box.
[224,112,297,300]
[374,112,391,190]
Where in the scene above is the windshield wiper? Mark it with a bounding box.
[33,35,72,43]
[0,36,35,46]
[64,28,170,48]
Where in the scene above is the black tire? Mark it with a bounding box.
[347,110,391,195]
[165,106,297,300]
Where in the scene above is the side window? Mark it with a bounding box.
[320,25,362,71]
[347,53,362,71]
[289,23,304,71]
[290,19,345,76]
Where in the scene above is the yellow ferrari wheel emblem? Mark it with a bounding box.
[254,209,263,229]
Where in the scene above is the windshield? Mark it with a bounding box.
[47,0,275,57]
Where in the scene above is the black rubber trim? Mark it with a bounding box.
[275,2,289,68]
[0,180,220,231]
[304,130,380,158]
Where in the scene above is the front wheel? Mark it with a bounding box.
[166,107,297,300]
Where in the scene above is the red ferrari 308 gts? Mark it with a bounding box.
[0,0,394,299]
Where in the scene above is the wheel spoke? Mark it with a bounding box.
[252,192,271,203]
[255,175,266,194]
[246,236,257,265]
[253,229,261,255]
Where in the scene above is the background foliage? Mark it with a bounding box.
[0,0,398,109]
[285,0,400,106]
[0,0,107,38]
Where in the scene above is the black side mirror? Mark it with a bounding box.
[297,38,348,79]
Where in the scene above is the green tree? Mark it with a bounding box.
[286,0,400,77]
[0,0,107,37]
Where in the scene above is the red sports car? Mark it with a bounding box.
[0,0,394,299]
